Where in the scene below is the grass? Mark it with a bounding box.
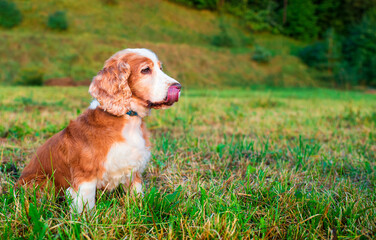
[0,86,375,239]
[0,0,316,87]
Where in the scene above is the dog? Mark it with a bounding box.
[17,48,181,212]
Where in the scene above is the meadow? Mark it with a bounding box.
[0,87,375,239]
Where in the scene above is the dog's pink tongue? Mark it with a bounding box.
[166,85,180,103]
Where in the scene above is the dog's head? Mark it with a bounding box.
[89,48,181,116]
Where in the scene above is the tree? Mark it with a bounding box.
[47,11,68,31]
[341,10,376,86]
[314,0,340,35]
[0,0,22,28]
[314,0,376,35]
[280,0,318,41]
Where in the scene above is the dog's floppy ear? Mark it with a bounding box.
[89,58,132,116]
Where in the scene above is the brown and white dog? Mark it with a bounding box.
[17,48,181,212]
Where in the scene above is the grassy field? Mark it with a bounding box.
[0,87,375,239]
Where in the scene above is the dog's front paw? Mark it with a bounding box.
[131,182,144,197]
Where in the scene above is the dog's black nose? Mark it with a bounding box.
[171,83,182,90]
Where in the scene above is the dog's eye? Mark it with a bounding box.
[141,67,151,74]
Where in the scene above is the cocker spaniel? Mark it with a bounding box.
[17,48,181,212]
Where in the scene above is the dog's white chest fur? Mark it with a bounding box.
[97,117,150,190]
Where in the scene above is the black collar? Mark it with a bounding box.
[126,110,138,117]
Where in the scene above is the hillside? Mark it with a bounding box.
[0,0,316,87]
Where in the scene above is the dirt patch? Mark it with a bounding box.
[44,78,91,86]
[365,89,376,94]
[76,79,92,86]
[24,105,49,112]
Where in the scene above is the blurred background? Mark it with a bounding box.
[0,0,375,89]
